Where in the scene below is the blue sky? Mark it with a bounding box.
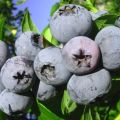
[14,0,59,32]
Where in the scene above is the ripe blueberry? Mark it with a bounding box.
[95,26,120,70]
[67,69,111,105]
[1,56,34,93]
[34,47,71,85]
[15,31,43,61]
[62,36,100,75]
[0,89,32,115]
[37,81,56,101]
[50,4,92,43]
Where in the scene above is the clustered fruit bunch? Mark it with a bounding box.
[0,3,119,117]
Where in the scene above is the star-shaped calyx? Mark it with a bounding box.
[59,5,76,16]
[13,71,31,84]
[73,49,92,67]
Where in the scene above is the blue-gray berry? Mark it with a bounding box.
[15,31,43,61]
[50,4,92,43]
[37,81,56,101]
[0,41,8,69]
[0,89,32,115]
[34,47,71,85]
[95,26,120,70]
[62,36,100,75]
[1,56,34,93]
[67,69,111,105]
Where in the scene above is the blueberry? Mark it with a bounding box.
[15,31,43,61]
[34,47,71,85]
[37,81,56,101]
[0,56,34,93]
[0,89,32,115]
[50,4,92,43]
[95,26,120,70]
[67,69,111,105]
[0,41,8,69]
[62,36,100,75]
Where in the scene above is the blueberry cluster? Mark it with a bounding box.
[0,56,34,117]
[49,4,112,105]
[0,3,119,118]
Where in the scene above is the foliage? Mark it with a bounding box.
[0,0,24,44]
[50,3,60,16]
[80,0,98,12]
[0,15,6,40]
[61,90,77,115]
[94,13,120,30]
[97,0,120,14]
[22,8,39,33]
[37,100,64,120]
[16,0,27,5]
[41,25,60,47]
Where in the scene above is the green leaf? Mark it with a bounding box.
[117,100,120,112]
[42,25,60,46]
[94,111,101,120]
[85,108,93,120]
[5,24,17,36]
[61,90,77,115]
[115,114,120,120]
[0,110,5,119]
[95,19,107,30]
[109,109,117,116]
[91,107,101,120]
[16,0,27,5]
[60,0,72,3]
[112,77,120,81]
[80,0,98,13]
[21,9,39,33]
[60,0,70,6]
[111,71,120,81]
[37,101,64,120]
[80,106,102,120]
[95,14,120,30]
[50,3,60,16]
[80,106,93,120]
[0,15,6,40]
[89,0,95,5]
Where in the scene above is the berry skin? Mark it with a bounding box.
[95,26,120,71]
[37,81,56,101]
[0,41,8,69]
[34,47,71,85]
[62,36,100,75]
[1,56,34,93]
[15,31,43,61]
[0,89,32,115]
[0,76,5,93]
[50,4,92,43]
[67,69,111,105]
